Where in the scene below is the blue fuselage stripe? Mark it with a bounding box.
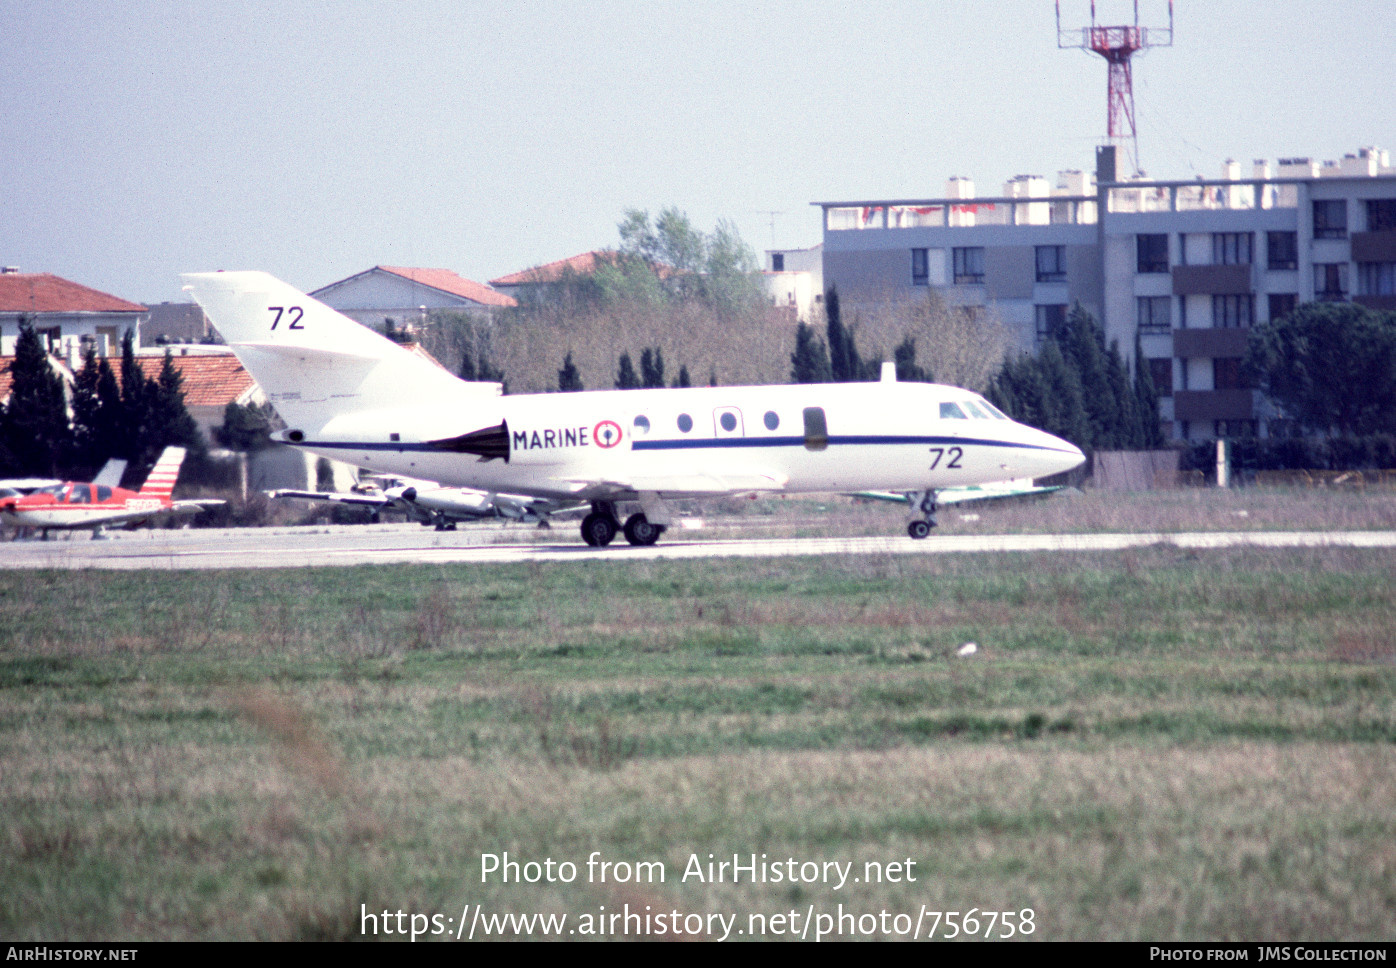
[298,435,1077,456]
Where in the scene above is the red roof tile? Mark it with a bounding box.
[375,266,517,308]
[0,274,146,314]
[101,353,256,408]
[489,251,621,287]
[0,355,74,403]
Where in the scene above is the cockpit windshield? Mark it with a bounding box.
[940,397,1010,420]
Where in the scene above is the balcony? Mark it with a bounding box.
[1173,390,1254,422]
[1172,328,1250,358]
[1172,264,1252,296]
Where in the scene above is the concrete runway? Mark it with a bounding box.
[2,522,1394,570]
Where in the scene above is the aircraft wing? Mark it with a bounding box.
[850,481,1063,507]
[562,470,789,499]
[169,499,228,515]
[268,488,395,508]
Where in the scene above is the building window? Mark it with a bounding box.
[1359,262,1396,296]
[1137,234,1168,273]
[1035,245,1066,282]
[1366,199,1396,232]
[1267,232,1298,270]
[1213,357,1250,390]
[771,253,785,271]
[1315,263,1349,301]
[1212,232,1253,265]
[1137,296,1171,334]
[1313,200,1347,239]
[911,248,928,285]
[952,247,984,284]
[1268,293,1297,320]
[1147,358,1173,397]
[1212,294,1254,328]
[1035,304,1066,342]
[1215,420,1258,438]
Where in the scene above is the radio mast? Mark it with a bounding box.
[1057,1,1174,176]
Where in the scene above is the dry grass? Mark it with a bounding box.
[1,543,1393,940]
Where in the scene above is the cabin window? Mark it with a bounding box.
[633,415,650,436]
[764,410,779,431]
[96,486,112,501]
[802,407,828,451]
[961,399,992,419]
[677,413,693,433]
[719,412,737,432]
[69,485,92,503]
[939,402,968,419]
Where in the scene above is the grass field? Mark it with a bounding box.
[2,492,1395,941]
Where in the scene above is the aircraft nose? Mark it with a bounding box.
[1045,434,1086,475]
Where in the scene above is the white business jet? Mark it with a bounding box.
[182,271,1084,546]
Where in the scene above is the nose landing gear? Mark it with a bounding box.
[906,490,937,540]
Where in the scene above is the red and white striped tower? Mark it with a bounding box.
[1057,1,1174,176]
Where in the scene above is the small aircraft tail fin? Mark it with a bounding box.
[138,447,186,500]
[92,458,127,488]
[181,271,487,439]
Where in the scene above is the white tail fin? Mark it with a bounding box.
[92,458,127,488]
[138,447,186,499]
[181,271,487,441]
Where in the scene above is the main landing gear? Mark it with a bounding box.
[580,502,666,547]
[906,490,938,540]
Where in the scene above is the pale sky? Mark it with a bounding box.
[4,0,1393,304]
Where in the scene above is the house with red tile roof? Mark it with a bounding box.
[310,266,516,331]
[489,250,676,304]
[0,270,147,358]
[129,349,262,438]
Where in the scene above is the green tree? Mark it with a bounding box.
[893,336,932,383]
[215,401,277,451]
[640,347,665,388]
[617,207,765,315]
[790,321,832,383]
[614,352,640,390]
[0,320,70,476]
[826,286,862,382]
[557,351,583,392]
[1245,302,1396,435]
[675,365,692,389]
[1133,334,1165,447]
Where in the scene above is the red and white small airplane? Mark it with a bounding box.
[0,447,224,539]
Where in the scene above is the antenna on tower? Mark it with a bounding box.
[1057,0,1174,177]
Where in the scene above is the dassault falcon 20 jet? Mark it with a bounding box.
[183,271,1084,546]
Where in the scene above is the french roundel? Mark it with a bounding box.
[593,419,623,449]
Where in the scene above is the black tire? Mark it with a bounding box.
[907,520,932,540]
[623,513,662,546]
[581,512,617,547]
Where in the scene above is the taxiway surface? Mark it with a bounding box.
[2,523,1394,570]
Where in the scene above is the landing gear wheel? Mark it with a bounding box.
[623,513,664,546]
[907,520,932,540]
[581,511,618,547]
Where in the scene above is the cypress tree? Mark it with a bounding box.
[790,321,832,383]
[68,344,111,474]
[893,336,932,383]
[675,365,691,389]
[614,352,640,389]
[825,285,863,381]
[1,320,70,476]
[557,351,583,392]
[640,347,665,388]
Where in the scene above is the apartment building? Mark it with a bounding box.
[815,145,1396,441]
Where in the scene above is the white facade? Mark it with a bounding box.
[764,244,823,322]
